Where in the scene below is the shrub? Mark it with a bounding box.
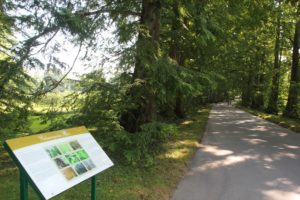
[101,122,177,166]
[123,122,177,166]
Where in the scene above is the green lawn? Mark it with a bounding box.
[241,107,300,133]
[0,106,211,200]
[28,115,52,133]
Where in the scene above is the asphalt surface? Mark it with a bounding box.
[171,103,300,200]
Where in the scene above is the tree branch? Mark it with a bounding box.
[34,42,83,96]
[30,29,59,56]
[79,9,140,17]
[18,25,60,64]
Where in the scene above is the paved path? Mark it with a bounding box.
[171,103,300,200]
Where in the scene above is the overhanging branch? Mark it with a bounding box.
[33,42,83,96]
[79,9,140,17]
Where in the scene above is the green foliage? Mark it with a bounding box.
[70,70,122,133]
[122,122,176,166]
[0,60,33,135]
[0,2,35,136]
[54,69,178,165]
[102,122,177,166]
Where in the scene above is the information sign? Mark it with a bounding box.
[4,126,113,199]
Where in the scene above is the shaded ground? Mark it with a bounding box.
[171,103,300,200]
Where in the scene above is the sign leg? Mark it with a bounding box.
[91,176,96,200]
[20,169,28,200]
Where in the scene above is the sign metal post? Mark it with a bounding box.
[91,176,96,200]
[18,170,97,200]
[20,168,28,200]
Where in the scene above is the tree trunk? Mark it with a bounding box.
[119,0,161,132]
[168,0,185,119]
[266,5,281,114]
[284,20,300,118]
[173,56,186,118]
[174,92,185,118]
[242,69,254,107]
[250,47,267,110]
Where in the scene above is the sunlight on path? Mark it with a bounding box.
[171,103,300,200]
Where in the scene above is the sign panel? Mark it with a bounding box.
[5,126,113,199]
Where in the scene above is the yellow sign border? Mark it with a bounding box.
[6,126,88,151]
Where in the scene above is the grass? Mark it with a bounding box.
[0,105,211,200]
[28,115,52,133]
[240,107,300,133]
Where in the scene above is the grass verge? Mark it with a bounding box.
[240,107,300,133]
[0,105,211,200]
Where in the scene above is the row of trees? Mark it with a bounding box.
[233,0,300,118]
[0,0,299,137]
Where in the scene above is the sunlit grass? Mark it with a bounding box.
[241,107,300,133]
[28,115,51,133]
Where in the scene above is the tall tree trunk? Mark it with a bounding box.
[266,5,281,114]
[173,56,186,118]
[251,48,266,110]
[120,0,161,132]
[169,0,185,118]
[284,20,300,118]
[251,73,265,110]
[242,67,255,107]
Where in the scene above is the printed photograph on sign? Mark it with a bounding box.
[66,153,80,165]
[74,163,88,175]
[46,146,62,158]
[54,157,69,169]
[83,159,96,170]
[62,167,77,180]
[45,140,96,181]
[57,143,72,154]
[70,141,82,150]
[76,149,89,160]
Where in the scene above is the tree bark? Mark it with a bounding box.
[266,7,281,114]
[168,0,185,119]
[173,56,186,119]
[250,46,267,110]
[242,68,254,107]
[284,20,300,118]
[119,0,161,132]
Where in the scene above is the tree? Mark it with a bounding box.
[266,0,282,114]
[167,0,186,118]
[284,1,300,118]
[118,0,161,132]
[0,2,33,134]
